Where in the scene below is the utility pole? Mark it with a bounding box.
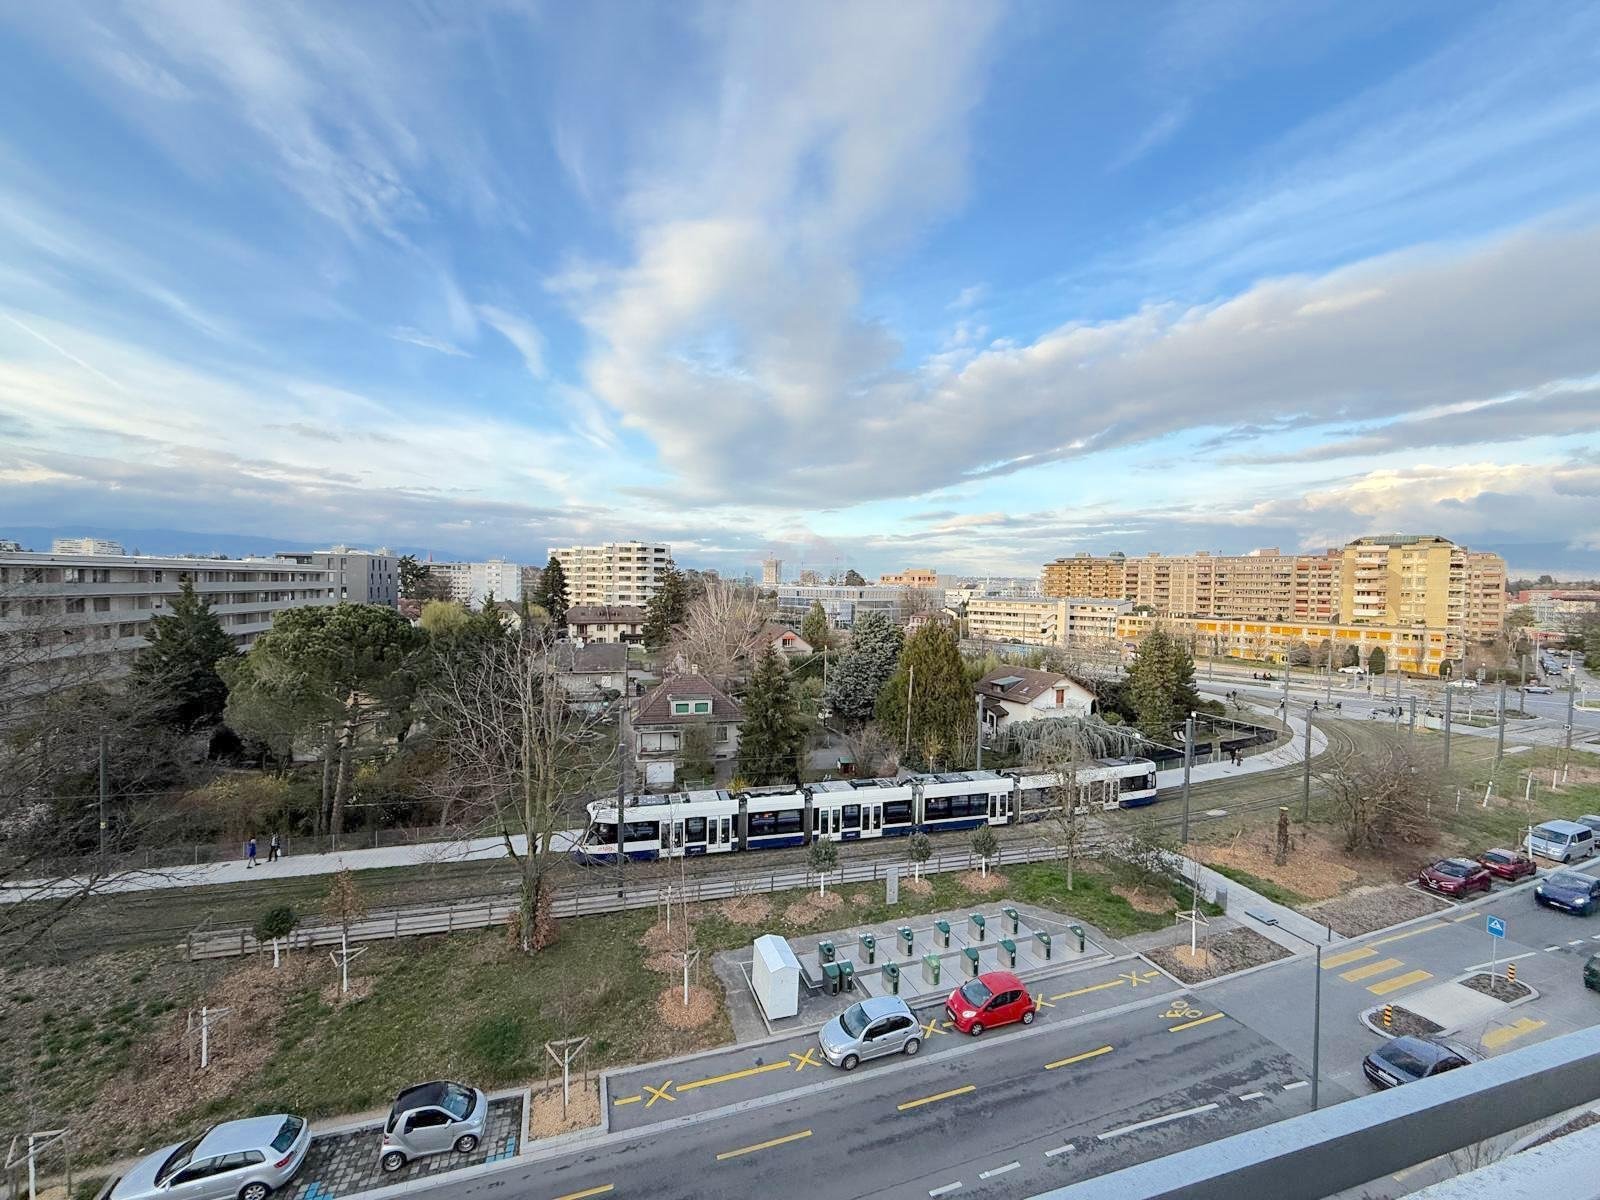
[1443,683,1454,768]
[975,694,984,770]
[1180,712,1195,845]
[1495,679,1507,770]
[1567,666,1577,756]
[1301,705,1312,821]
[98,731,109,874]
[1325,643,1333,704]
[904,664,915,754]
[616,652,629,896]
[1409,694,1417,737]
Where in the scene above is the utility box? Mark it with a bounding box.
[922,953,941,987]
[1069,924,1086,953]
[882,961,901,994]
[858,933,877,965]
[839,961,856,992]
[962,946,980,977]
[999,937,1017,967]
[898,926,915,957]
[935,919,951,948]
[818,939,836,964]
[1001,906,1020,935]
[824,962,842,995]
[1035,930,1052,960]
[752,934,801,1021]
[968,913,987,942]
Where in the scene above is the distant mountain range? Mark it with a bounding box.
[0,525,474,562]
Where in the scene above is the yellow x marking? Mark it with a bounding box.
[789,1048,822,1071]
[1034,994,1055,1011]
[1122,969,1161,987]
[643,1081,675,1107]
[920,1018,947,1038]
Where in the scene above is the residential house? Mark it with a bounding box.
[631,674,742,786]
[548,642,628,712]
[974,667,1095,741]
[745,622,813,662]
[567,603,647,645]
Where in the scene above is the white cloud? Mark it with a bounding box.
[475,305,546,379]
[389,327,469,357]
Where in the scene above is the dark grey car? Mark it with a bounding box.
[818,996,921,1070]
[1362,1035,1482,1089]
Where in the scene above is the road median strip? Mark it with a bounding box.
[899,1084,977,1112]
[715,1128,813,1161]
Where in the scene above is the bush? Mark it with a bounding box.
[253,904,299,943]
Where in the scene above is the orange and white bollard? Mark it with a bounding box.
[1507,962,1517,984]
[1383,1003,1393,1028]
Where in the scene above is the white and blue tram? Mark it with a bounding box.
[572,756,1157,864]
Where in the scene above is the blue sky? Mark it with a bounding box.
[2,1,1599,577]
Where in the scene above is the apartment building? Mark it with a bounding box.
[274,545,397,606]
[1516,590,1600,633]
[431,559,523,609]
[0,549,336,690]
[966,596,1131,648]
[879,568,939,588]
[567,604,647,645]
[761,557,782,587]
[1116,612,1461,676]
[775,583,937,629]
[1041,553,1128,600]
[1464,551,1508,642]
[549,541,671,606]
[52,536,127,555]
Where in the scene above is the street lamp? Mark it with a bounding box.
[1246,912,1327,1112]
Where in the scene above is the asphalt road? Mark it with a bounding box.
[420,996,1323,1200]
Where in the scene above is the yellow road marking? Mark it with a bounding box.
[1169,1012,1224,1033]
[1482,1017,1546,1050]
[1034,995,1055,1011]
[677,1060,795,1092]
[920,1018,948,1038]
[1369,925,1441,948]
[642,1081,675,1107]
[1321,946,1377,970]
[553,1187,614,1200]
[1122,969,1161,987]
[715,1128,813,1161]
[1052,979,1124,1001]
[612,1095,641,1106]
[1340,957,1405,982]
[1451,912,1478,923]
[898,1084,977,1111]
[1367,969,1432,995]
[1044,1045,1115,1070]
[789,1048,822,1071]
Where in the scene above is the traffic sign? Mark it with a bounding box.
[1486,915,1506,939]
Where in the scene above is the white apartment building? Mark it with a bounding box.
[52,537,126,555]
[966,596,1131,648]
[549,541,671,606]
[0,549,336,691]
[431,559,523,609]
[274,546,398,606]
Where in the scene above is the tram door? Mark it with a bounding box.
[666,819,685,858]
[683,816,708,856]
[840,803,861,840]
[988,791,1001,822]
[864,802,881,835]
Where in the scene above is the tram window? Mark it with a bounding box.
[623,820,659,843]
[748,810,777,836]
[841,804,861,828]
[594,822,618,845]
[775,810,804,835]
[685,817,707,842]
[925,796,951,820]
[883,800,912,825]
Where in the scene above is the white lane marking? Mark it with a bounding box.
[1097,1102,1220,1140]
[1237,1091,1266,1101]
[1463,951,1538,971]
[1591,933,1600,940]
[1570,939,1587,946]
[1283,1081,1310,1091]
[1044,1143,1076,1159]
[1545,946,1562,952]
[979,1163,1020,1180]
[929,1184,962,1197]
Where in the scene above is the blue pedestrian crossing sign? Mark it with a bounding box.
[1486,915,1507,939]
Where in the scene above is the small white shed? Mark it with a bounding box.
[752,933,800,1020]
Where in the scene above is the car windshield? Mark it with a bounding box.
[839,1003,870,1038]
[960,979,994,1007]
[1433,861,1469,877]
[1483,852,1509,865]
[1549,872,1589,889]
[271,1117,304,1153]
[1377,1042,1436,1078]
[155,1135,205,1186]
[440,1085,475,1120]
[1538,829,1571,844]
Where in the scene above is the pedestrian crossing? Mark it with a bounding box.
[1321,943,1432,995]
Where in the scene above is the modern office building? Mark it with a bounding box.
[548,541,671,606]
[51,537,126,556]
[273,546,398,606]
[0,548,336,691]
[430,559,523,609]
[774,582,938,629]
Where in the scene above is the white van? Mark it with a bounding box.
[1527,820,1597,863]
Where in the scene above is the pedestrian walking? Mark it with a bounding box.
[268,833,281,863]
[245,835,258,869]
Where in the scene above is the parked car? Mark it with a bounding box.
[1534,870,1600,916]
[1477,848,1537,882]
[1363,1035,1482,1089]
[378,1081,488,1173]
[1338,665,1366,675]
[1524,684,1554,695]
[1527,819,1597,863]
[1576,815,1600,836]
[1585,953,1600,992]
[1418,858,1492,897]
[110,1116,310,1200]
[945,969,1035,1036]
[818,996,921,1070]
[1445,678,1478,690]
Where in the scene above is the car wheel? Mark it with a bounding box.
[380,1151,407,1174]
[903,1038,920,1057]
[1021,1009,1035,1025]
[454,1134,480,1155]
[239,1184,272,1200]
[842,1053,860,1071]
[969,1023,984,1037]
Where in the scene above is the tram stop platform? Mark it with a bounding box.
[722,899,1111,1038]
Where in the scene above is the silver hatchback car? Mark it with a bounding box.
[378,1080,489,1173]
[818,996,921,1070]
[109,1114,310,1200]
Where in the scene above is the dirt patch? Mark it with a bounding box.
[1375,1006,1442,1037]
[638,918,694,956]
[718,895,772,925]
[779,891,845,927]
[959,870,1009,896]
[1195,829,1358,901]
[1463,972,1533,1002]
[1147,927,1289,983]
[1305,884,1451,937]
[529,1082,601,1138]
[657,983,719,1030]
[902,877,934,897]
[1114,885,1171,914]
[319,975,374,1007]
[848,890,872,906]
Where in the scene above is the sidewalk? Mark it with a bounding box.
[1154,705,1326,792]
[1169,851,1340,954]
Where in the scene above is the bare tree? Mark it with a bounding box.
[1029,724,1102,891]
[670,581,767,688]
[426,638,613,952]
[1318,734,1439,853]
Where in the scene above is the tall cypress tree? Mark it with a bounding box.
[536,555,570,632]
[129,579,238,729]
[737,644,806,785]
[875,622,972,768]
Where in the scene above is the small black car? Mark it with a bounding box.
[1363,1035,1482,1089]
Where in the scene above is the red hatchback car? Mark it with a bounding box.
[1419,858,1492,897]
[945,969,1034,1036]
[1478,848,1537,882]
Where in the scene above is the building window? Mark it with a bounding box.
[693,700,711,714]
[671,701,692,715]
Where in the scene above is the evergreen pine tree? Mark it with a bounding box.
[800,600,830,651]
[536,555,570,632]
[823,610,902,724]
[875,622,973,768]
[129,579,238,729]
[1126,627,1200,742]
[737,644,806,785]
[644,562,689,650]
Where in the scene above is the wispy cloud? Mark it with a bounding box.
[475,305,545,378]
[389,326,470,357]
